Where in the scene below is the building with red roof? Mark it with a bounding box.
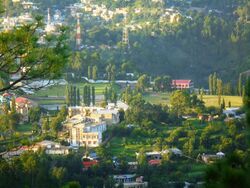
[171,80,193,90]
[148,159,161,166]
[14,97,37,122]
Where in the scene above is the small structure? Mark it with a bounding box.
[171,80,193,90]
[32,140,70,155]
[223,107,240,118]
[14,97,37,122]
[64,114,107,147]
[82,155,98,170]
[200,152,225,164]
[113,174,148,188]
[68,106,120,125]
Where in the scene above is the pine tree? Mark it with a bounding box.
[238,74,242,96]
[70,85,73,106]
[83,85,88,106]
[87,85,91,106]
[212,72,217,95]
[76,88,80,106]
[73,86,76,106]
[88,66,92,79]
[11,97,16,113]
[217,78,223,105]
[104,87,109,103]
[222,98,225,109]
[92,66,98,81]
[92,86,95,106]
[65,85,70,106]
[209,74,213,95]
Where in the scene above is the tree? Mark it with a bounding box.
[71,52,81,71]
[111,64,116,81]
[106,64,112,81]
[73,86,76,106]
[88,66,92,79]
[10,97,16,113]
[136,74,149,92]
[217,78,223,105]
[104,86,109,103]
[92,65,98,81]
[28,107,41,123]
[213,73,217,95]
[110,89,118,105]
[0,16,69,92]
[65,85,70,106]
[238,75,242,96]
[209,74,213,95]
[42,116,50,134]
[92,86,95,106]
[83,85,91,106]
[76,88,80,106]
[51,167,67,187]
[62,181,81,188]
[170,90,190,117]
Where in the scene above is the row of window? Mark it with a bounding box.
[82,135,98,139]
[82,141,97,145]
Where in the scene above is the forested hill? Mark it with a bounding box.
[11,0,250,86]
[75,0,249,86]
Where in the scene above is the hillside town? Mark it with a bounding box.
[0,0,250,187]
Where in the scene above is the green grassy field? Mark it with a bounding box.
[31,83,119,97]
[143,92,170,105]
[108,136,153,161]
[16,123,33,133]
[144,92,243,107]
[202,95,242,107]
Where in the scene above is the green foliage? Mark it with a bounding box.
[28,107,41,123]
[136,74,150,92]
[153,75,172,92]
[0,18,69,92]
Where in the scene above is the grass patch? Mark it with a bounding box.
[36,99,66,105]
[108,137,151,161]
[31,83,120,97]
[16,123,33,133]
[143,92,170,105]
[202,95,242,107]
[143,92,242,108]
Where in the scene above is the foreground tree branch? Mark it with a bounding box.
[0,15,69,92]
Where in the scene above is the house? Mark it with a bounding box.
[14,97,37,122]
[199,152,225,164]
[136,149,182,165]
[223,107,241,118]
[171,80,194,90]
[64,114,107,147]
[68,106,120,125]
[32,140,70,155]
[113,174,148,188]
[82,156,98,170]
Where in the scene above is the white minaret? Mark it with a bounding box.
[47,8,51,25]
[76,16,82,50]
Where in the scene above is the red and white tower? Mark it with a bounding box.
[76,16,82,50]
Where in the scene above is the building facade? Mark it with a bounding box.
[171,80,194,90]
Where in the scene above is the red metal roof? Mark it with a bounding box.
[82,160,98,168]
[15,97,30,104]
[172,80,192,85]
[148,159,161,165]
